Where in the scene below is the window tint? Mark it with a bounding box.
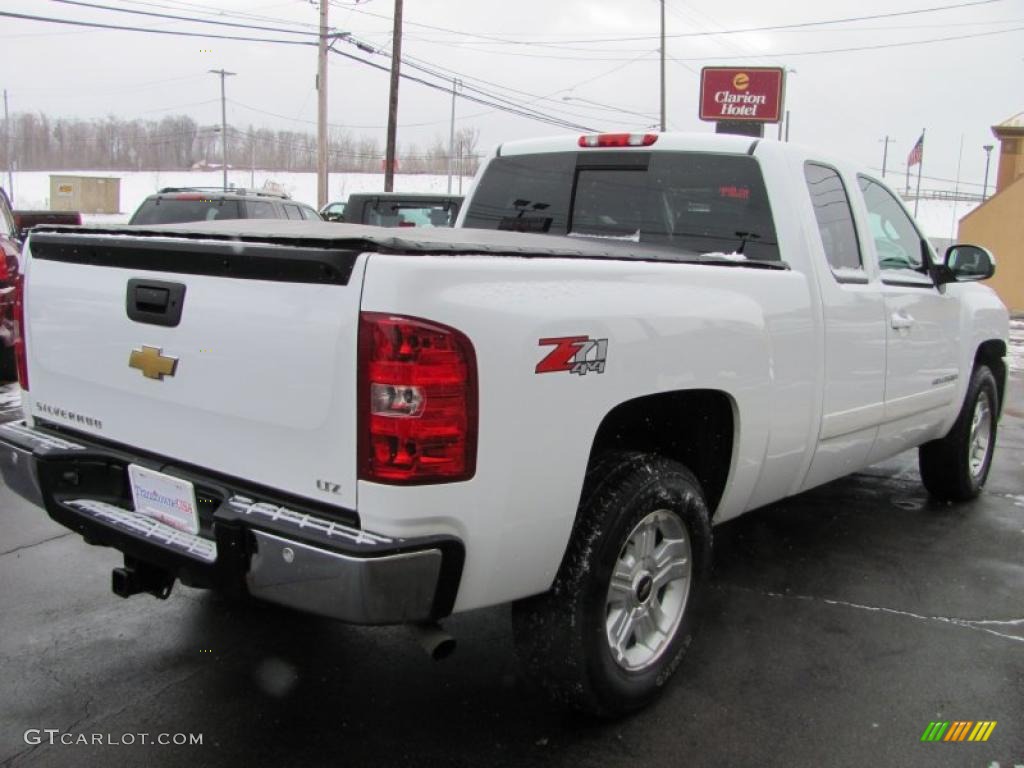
[366,202,455,228]
[857,176,928,274]
[283,204,303,220]
[461,153,576,234]
[463,151,780,260]
[246,200,277,219]
[129,198,241,225]
[803,163,862,273]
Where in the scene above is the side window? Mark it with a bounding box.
[247,201,276,219]
[299,206,319,220]
[283,204,303,220]
[857,176,928,276]
[803,162,862,277]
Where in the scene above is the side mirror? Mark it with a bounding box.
[942,244,995,282]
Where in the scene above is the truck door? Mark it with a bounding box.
[800,162,887,490]
[856,175,960,461]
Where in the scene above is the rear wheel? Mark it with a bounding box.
[512,453,712,717]
[919,365,999,501]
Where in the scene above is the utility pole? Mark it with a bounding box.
[3,89,12,204]
[447,78,460,194]
[880,135,894,178]
[209,69,235,191]
[982,144,994,200]
[659,0,666,132]
[384,0,403,192]
[316,0,328,207]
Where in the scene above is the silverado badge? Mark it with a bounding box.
[129,345,178,380]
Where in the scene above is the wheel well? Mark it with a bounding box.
[975,339,1007,411]
[587,390,735,516]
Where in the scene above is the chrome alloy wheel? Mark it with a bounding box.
[968,390,993,479]
[605,509,692,671]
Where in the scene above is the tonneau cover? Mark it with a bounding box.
[27,219,786,268]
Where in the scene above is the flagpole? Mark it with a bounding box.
[913,128,925,217]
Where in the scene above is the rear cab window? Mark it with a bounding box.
[366,202,456,228]
[803,162,864,283]
[130,197,242,225]
[462,151,780,261]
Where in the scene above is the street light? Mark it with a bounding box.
[982,144,994,201]
[560,96,659,125]
[779,68,796,141]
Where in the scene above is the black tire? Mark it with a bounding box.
[919,365,999,502]
[512,452,712,717]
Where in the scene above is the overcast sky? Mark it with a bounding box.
[2,0,1022,191]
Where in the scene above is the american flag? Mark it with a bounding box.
[907,134,924,167]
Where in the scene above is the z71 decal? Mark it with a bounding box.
[536,336,608,376]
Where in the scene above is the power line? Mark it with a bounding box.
[327,48,594,131]
[0,10,318,45]
[341,0,1006,46]
[670,23,1024,60]
[45,0,324,36]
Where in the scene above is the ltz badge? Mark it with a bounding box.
[535,336,608,376]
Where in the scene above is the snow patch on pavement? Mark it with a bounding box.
[0,382,21,410]
[1010,320,1024,374]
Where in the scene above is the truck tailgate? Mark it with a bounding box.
[22,232,364,510]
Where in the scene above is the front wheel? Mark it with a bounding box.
[512,453,712,717]
[919,365,999,501]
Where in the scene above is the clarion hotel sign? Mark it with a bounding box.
[699,67,785,123]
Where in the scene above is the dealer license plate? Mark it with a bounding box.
[127,464,200,535]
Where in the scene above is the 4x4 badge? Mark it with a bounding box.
[129,345,178,380]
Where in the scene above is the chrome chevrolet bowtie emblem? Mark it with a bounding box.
[128,345,178,380]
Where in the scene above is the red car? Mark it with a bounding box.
[0,188,22,381]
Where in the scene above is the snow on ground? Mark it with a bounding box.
[1010,319,1024,375]
[9,170,470,224]
[0,382,21,413]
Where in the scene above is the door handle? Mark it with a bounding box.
[126,279,187,327]
[890,311,915,330]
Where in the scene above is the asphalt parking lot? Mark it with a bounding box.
[1,374,1021,768]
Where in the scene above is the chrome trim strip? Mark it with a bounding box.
[0,421,86,451]
[65,499,218,563]
[227,495,392,546]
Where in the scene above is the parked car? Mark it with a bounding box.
[319,201,346,222]
[128,187,321,225]
[0,133,1009,718]
[0,187,23,380]
[331,193,462,227]
[12,210,82,242]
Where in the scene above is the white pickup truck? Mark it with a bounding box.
[0,132,1009,716]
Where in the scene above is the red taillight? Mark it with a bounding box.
[13,273,28,390]
[358,312,477,484]
[578,132,658,148]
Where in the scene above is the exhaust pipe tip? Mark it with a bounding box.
[413,622,456,661]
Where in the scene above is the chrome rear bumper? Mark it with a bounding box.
[0,420,463,624]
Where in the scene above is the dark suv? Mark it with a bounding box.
[326,193,462,227]
[129,188,321,225]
